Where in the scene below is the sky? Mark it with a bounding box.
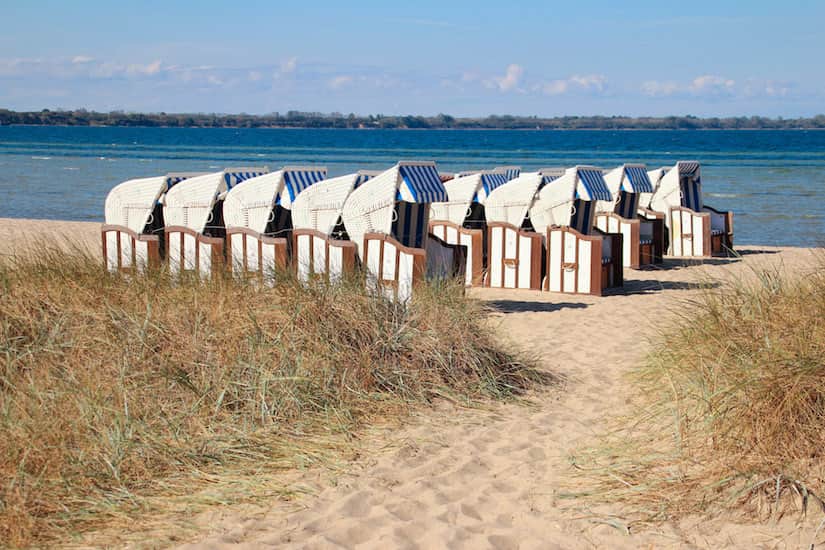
[1,0,824,117]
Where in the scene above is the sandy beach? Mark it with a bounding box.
[2,218,821,548]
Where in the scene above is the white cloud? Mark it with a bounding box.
[72,55,94,64]
[490,64,523,92]
[641,75,740,98]
[281,57,297,74]
[689,75,735,95]
[641,80,679,97]
[123,60,162,77]
[755,80,791,98]
[763,83,790,97]
[329,75,353,89]
[248,70,262,82]
[541,74,607,96]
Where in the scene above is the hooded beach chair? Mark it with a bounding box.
[102,172,204,273]
[532,166,622,294]
[290,171,374,282]
[594,164,664,268]
[428,168,513,286]
[483,170,556,290]
[221,166,327,283]
[647,161,734,257]
[162,167,268,279]
[340,161,459,301]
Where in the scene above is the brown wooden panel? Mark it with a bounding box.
[487,222,543,290]
[363,232,427,295]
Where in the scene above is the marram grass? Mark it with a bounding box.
[0,247,540,546]
[571,258,825,528]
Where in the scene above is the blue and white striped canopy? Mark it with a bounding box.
[539,172,562,190]
[164,172,204,190]
[622,166,654,193]
[283,169,327,201]
[480,172,510,197]
[576,168,613,201]
[500,167,521,181]
[167,176,187,189]
[225,170,268,190]
[397,164,448,203]
[354,172,373,189]
[678,161,700,176]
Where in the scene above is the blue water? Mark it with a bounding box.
[0,126,823,246]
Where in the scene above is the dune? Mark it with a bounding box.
[176,246,819,549]
[1,218,820,548]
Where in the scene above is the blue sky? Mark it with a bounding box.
[2,0,823,116]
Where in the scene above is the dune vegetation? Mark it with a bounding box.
[574,258,825,527]
[0,247,541,547]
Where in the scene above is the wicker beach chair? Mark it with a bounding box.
[647,161,734,257]
[290,171,374,283]
[340,161,461,301]
[221,166,327,284]
[162,167,268,279]
[534,166,623,295]
[594,164,664,268]
[428,168,514,286]
[483,170,555,290]
[102,172,204,273]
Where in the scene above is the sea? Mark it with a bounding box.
[0,126,823,247]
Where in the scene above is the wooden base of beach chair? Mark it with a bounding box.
[668,207,713,258]
[667,207,734,258]
[545,226,623,296]
[102,225,160,273]
[595,212,645,269]
[293,229,357,283]
[640,242,654,265]
[638,209,665,265]
[486,222,544,290]
[362,233,426,302]
[165,226,225,280]
[429,221,483,286]
[226,228,288,285]
[704,205,734,256]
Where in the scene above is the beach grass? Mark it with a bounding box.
[0,246,541,547]
[571,256,825,526]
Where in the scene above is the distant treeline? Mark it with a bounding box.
[2,109,825,130]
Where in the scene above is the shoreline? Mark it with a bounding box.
[4,124,825,131]
[0,217,815,252]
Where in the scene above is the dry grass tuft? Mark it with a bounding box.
[571,257,825,527]
[0,246,541,546]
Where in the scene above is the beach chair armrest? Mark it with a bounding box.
[637,207,665,220]
[702,205,733,234]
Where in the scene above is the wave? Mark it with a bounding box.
[705,193,746,198]
[31,156,52,160]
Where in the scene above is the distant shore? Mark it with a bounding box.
[6,124,825,131]
[2,109,824,130]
